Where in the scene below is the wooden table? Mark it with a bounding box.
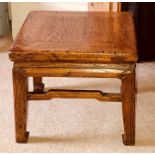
[9,11,138,145]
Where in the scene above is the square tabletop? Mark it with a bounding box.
[10,11,138,63]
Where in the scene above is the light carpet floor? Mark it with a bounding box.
[0,50,155,152]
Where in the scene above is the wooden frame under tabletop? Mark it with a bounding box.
[12,62,136,145]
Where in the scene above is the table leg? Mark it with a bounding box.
[33,77,44,92]
[121,70,135,145]
[13,67,29,143]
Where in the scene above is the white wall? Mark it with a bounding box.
[11,2,88,39]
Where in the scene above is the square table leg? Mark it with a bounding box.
[13,67,29,143]
[33,77,44,93]
[122,70,135,145]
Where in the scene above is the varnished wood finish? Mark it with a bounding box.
[9,11,137,145]
[11,63,136,145]
[14,62,135,70]
[14,63,135,79]
[17,64,134,79]
[10,11,137,63]
[28,89,121,102]
[13,67,29,143]
[122,71,135,145]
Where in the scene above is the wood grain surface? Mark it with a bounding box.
[28,89,121,102]
[122,70,135,145]
[13,67,29,143]
[10,11,137,145]
[10,11,137,63]
[14,63,134,79]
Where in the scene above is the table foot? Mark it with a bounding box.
[16,131,29,143]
